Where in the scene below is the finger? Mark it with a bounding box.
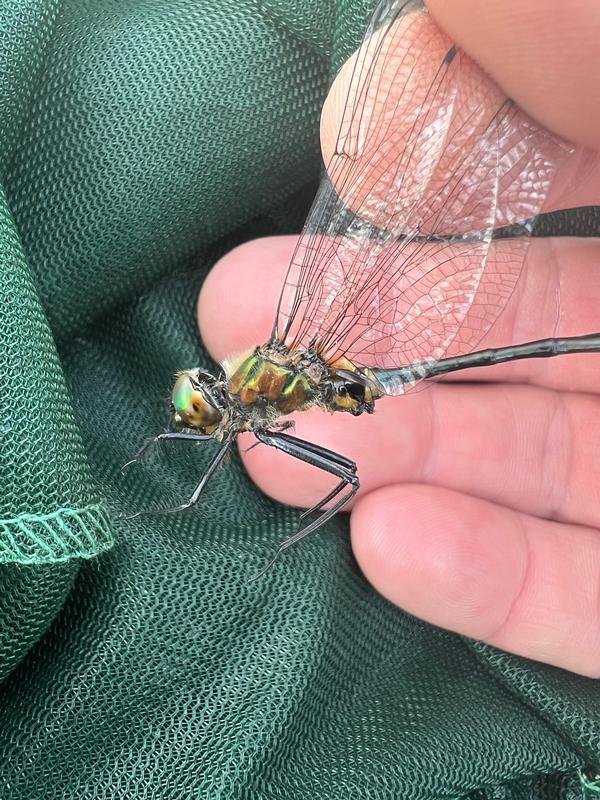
[350,483,600,676]
[198,235,600,394]
[235,377,600,531]
[198,242,600,530]
[426,0,600,151]
[320,4,600,217]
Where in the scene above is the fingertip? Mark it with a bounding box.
[319,5,594,225]
[426,0,600,150]
[351,484,527,639]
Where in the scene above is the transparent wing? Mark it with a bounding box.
[272,0,572,389]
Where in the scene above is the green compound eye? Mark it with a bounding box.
[172,375,193,413]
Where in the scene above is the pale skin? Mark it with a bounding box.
[198,0,600,675]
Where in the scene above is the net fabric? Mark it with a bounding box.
[0,0,599,798]
[0,181,112,566]
[7,0,327,342]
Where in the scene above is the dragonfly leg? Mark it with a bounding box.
[239,420,296,455]
[248,430,359,581]
[123,438,231,520]
[299,478,348,522]
[121,430,214,472]
[262,430,358,522]
[272,420,295,432]
[258,430,357,471]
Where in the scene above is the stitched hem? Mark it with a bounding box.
[0,503,114,564]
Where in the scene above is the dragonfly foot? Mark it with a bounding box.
[117,510,142,521]
[246,549,283,584]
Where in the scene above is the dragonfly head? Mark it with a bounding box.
[170,369,225,434]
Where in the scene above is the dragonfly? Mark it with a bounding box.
[125,0,600,577]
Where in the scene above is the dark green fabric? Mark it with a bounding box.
[0,1,599,797]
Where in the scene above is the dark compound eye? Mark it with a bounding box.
[347,383,364,401]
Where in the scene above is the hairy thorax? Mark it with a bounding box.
[224,341,383,424]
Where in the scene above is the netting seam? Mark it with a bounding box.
[0,503,113,564]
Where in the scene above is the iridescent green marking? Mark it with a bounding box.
[238,355,260,383]
[282,373,308,396]
[172,375,193,412]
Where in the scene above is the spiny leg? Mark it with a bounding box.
[267,430,357,471]
[249,430,359,581]
[244,434,356,521]
[249,481,358,582]
[299,478,349,522]
[241,420,295,455]
[297,445,357,522]
[124,438,231,520]
[255,428,357,525]
[278,482,358,551]
[122,430,214,472]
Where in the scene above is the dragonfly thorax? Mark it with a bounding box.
[169,344,385,440]
[224,342,384,419]
[225,344,319,416]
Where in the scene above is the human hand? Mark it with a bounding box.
[198,0,600,675]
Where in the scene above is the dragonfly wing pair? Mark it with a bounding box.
[272,0,572,388]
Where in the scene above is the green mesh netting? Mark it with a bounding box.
[1,1,600,797]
